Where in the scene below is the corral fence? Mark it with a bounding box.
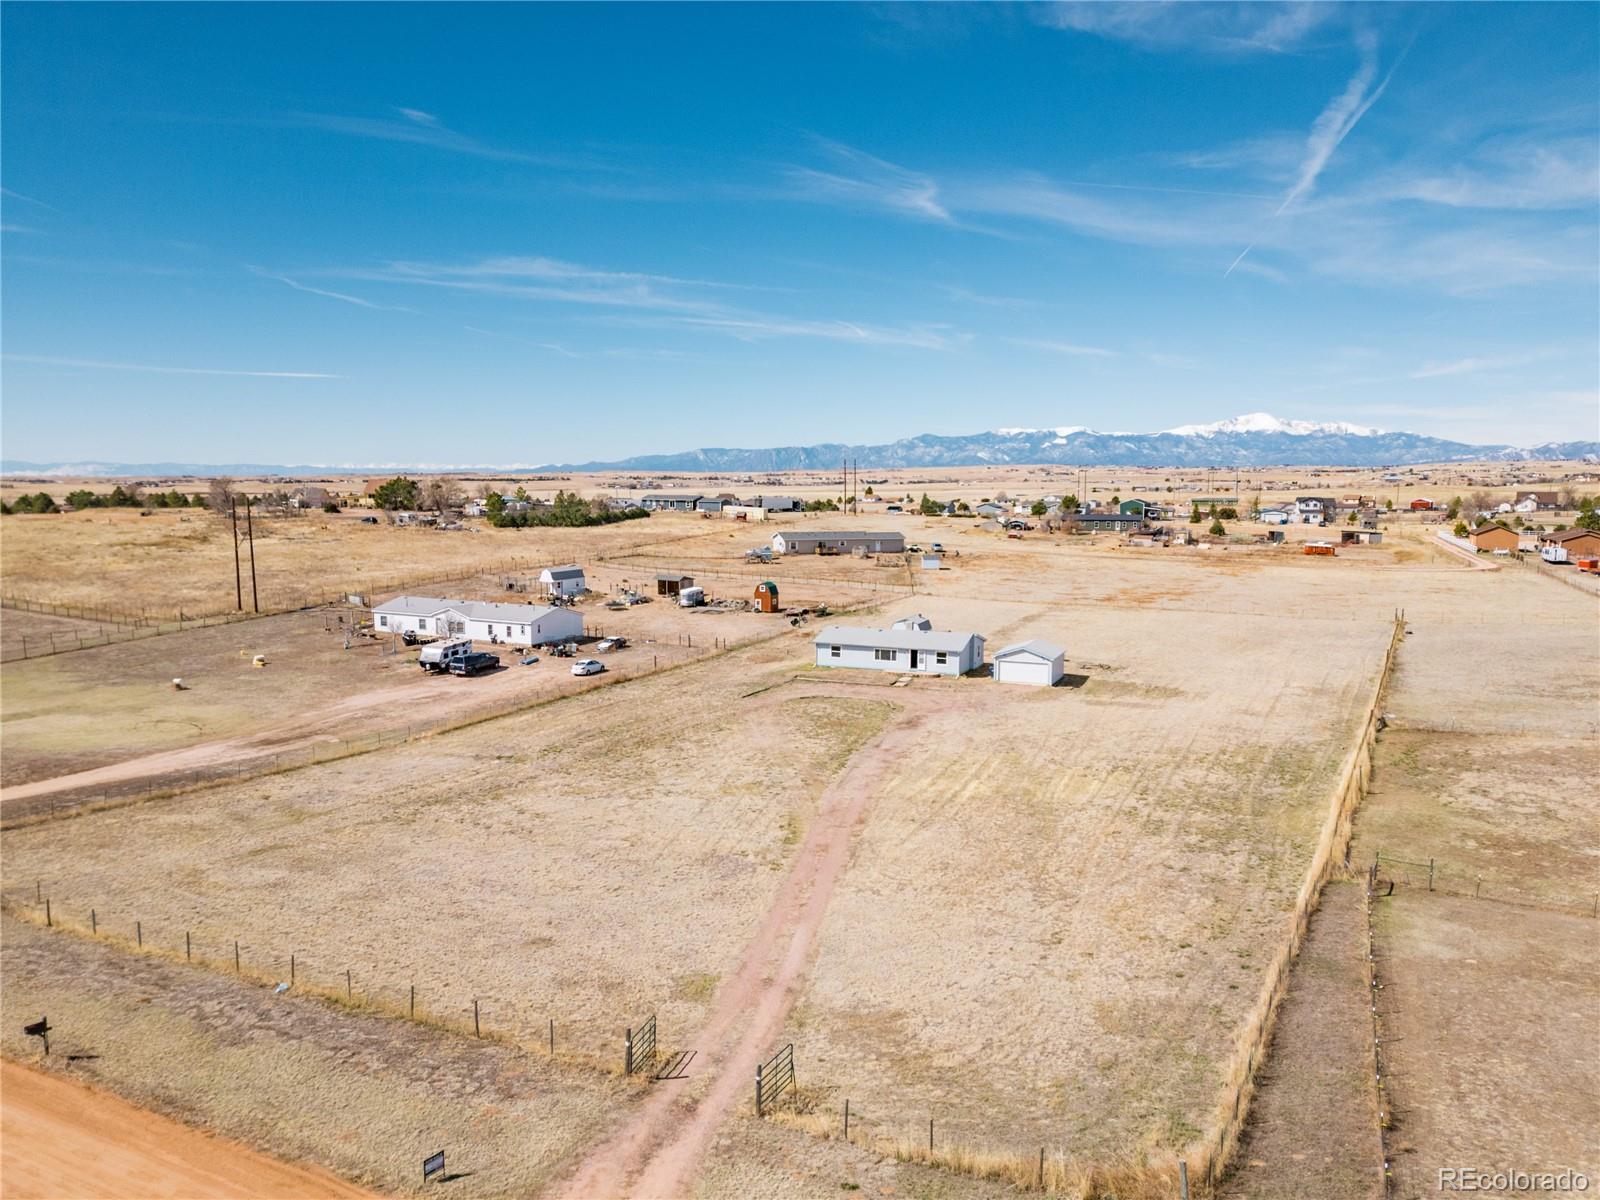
[1371,850,1598,919]
[1501,552,1600,596]
[0,607,263,663]
[595,556,916,596]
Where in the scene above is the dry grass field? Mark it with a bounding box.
[0,560,838,800]
[1,501,1594,1198]
[1346,566,1600,1198]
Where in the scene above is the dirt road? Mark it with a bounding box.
[0,1059,380,1199]
[551,687,945,1199]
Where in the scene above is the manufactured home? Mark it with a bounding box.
[371,596,582,647]
[640,493,703,512]
[771,531,906,555]
[992,639,1066,687]
[538,564,587,597]
[813,624,984,676]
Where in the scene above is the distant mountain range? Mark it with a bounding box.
[4,414,1596,477]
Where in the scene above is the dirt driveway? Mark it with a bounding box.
[0,1059,380,1199]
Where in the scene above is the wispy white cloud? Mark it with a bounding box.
[1036,2,1337,54]
[656,314,962,349]
[1372,137,1600,211]
[1408,352,1543,379]
[784,138,952,223]
[1225,36,1401,275]
[1,186,58,211]
[5,354,342,378]
[287,110,588,166]
[1006,337,1118,357]
[253,268,416,312]
[2,223,44,235]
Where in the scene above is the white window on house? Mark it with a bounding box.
[830,645,840,658]
[874,648,896,662]
[378,615,388,628]
[935,652,948,665]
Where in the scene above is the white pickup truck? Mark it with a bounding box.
[418,638,473,673]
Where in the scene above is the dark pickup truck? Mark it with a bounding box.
[448,651,500,677]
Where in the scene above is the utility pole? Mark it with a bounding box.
[231,498,243,610]
[244,495,259,613]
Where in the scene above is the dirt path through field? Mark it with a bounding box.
[0,1059,380,1199]
[551,686,947,1199]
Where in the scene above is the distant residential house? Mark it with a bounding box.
[370,595,582,646]
[771,531,906,555]
[1538,527,1600,559]
[538,564,587,597]
[695,498,726,513]
[1259,509,1292,526]
[640,493,703,511]
[290,486,330,509]
[1513,491,1561,513]
[974,502,1007,518]
[813,624,985,676]
[1073,511,1143,532]
[1409,498,1435,511]
[1469,523,1519,554]
[1295,497,1337,525]
[754,495,802,512]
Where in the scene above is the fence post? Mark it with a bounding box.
[549,1019,555,1055]
[1427,858,1435,892]
[755,1061,764,1116]
[410,984,415,1018]
[347,969,352,999]
[186,931,191,961]
[136,920,142,946]
[928,1118,934,1155]
[90,909,96,934]
[44,898,51,927]
[474,999,480,1037]
[291,953,296,985]
[843,1099,849,1140]
[1180,1160,1190,1200]
[235,940,240,971]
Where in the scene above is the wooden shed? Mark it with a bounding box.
[656,572,694,597]
[753,580,779,612]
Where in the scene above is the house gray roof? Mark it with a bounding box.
[539,564,585,580]
[372,595,568,624]
[994,639,1065,661]
[813,625,984,654]
[775,531,902,541]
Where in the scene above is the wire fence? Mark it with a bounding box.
[0,555,574,662]
[1371,850,1599,920]
[1,890,637,1079]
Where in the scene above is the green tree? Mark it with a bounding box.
[1110,494,1120,506]
[322,500,341,513]
[514,485,531,503]
[1219,506,1239,520]
[485,491,506,517]
[1446,496,1462,518]
[955,500,970,513]
[864,485,874,497]
[66,489,98,509]
[1060,494,1078,513]
[1209,518,1226,536]
[919,493,942,516]
[1385,497,1394,510]
[1453,520,1469,537]
[1031,500,1048,517]
[372,476,421,510]
[1189,502,1203,524]
[1576,508,1600,533]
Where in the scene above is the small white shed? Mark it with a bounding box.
[992,639,1066,687]
[539,564,587,597]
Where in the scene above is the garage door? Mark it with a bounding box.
[997,658,1052,686]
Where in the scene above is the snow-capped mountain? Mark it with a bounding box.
[4,414,1594,477]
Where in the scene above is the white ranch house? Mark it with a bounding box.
[772,530,907,555]
[372,596,583,647]
[813,623,984,676]
[538,564,587,597]
[993,639,1066,687]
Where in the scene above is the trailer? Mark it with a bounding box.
[418,638,473,673]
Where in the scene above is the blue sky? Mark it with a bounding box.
[3,2,1596,464]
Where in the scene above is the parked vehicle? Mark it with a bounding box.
[448,651,500,677]
[418,638,473,672]
[595,637,628,652]
[360,516,379,524]
[571,658,605,676]
[678,585,706,607]
[744,548,773,563]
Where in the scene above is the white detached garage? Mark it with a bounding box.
[992,640,1066,687]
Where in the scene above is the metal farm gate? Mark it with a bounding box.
[755,1043,795,1115]
[624,1015,657,1076]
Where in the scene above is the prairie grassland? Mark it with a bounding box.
[2,640,898,1065]
[0,562,816,790]
[1347,565,1600,1195]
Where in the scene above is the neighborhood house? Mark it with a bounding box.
[772,531,907,555]
[813,623,985,676]
[371,595,583,647]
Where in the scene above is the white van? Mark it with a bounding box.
[418,638,473,672]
